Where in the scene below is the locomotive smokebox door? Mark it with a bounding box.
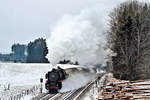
[40,78,43,83]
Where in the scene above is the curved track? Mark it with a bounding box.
[31,93,55,100]
[32,77,98,100]
[59,87,84,100]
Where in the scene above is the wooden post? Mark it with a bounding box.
[8,84,10,90]
[21,92,23,97]
[10,96,13,100]
[96,81,98,88]
[40,78,43,93]
[19,94,21,99]
[27,90,29,95]
[93,87,94,94]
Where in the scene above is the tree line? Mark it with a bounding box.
[107,1,150,80]
[0,38,80,64]
[0,38,49,63]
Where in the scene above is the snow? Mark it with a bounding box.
[60,73,96,92]
[57,64,82,69]
[0,63,52,99]
[20,95,33,100]
[82,84,99,100]
[0,62,97,100]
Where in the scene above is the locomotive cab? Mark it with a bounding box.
[45,67,68,94]
[45,68,60,93]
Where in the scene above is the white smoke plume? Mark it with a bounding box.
[46,2,123,65]
[60,73,96,92]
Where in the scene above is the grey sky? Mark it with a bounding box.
[0,0,148,53]
[0,0,104,53]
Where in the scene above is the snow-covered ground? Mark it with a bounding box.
[0,62,96,100]
[0,63,52,99]
[83,84,99,100]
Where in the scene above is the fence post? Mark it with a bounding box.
[10,96,12,100]
[27,90,29,95]
[40,78,43,93]
[8,84,10,90]
[8,84,41,100]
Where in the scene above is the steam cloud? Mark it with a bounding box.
[60,73,96,92]
[47,6,113,65]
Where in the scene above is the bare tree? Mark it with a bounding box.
[108,1,150,80]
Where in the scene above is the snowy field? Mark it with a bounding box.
[0,63,96,100]
[0,63,52,99]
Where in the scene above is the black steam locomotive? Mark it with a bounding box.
[45,67,68,93]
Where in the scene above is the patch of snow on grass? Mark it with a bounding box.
[20,94,33,100]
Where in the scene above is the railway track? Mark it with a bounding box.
[55,78,97,100]
[41,88,85,100]
[31,93,55,100]
[32,77,98,100]
[39,94,56,100]
[59,77,99,100]
[59,87,84,100]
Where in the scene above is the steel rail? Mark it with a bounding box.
[31,93,49,100]
[48,93,62,100]
[73,78,98,100]
[39,94,55,100]
[59,78,98,100]
[32,76,100,100]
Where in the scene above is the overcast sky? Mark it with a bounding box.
[0,0,149,53]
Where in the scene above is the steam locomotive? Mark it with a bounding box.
[45,67,68,93]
